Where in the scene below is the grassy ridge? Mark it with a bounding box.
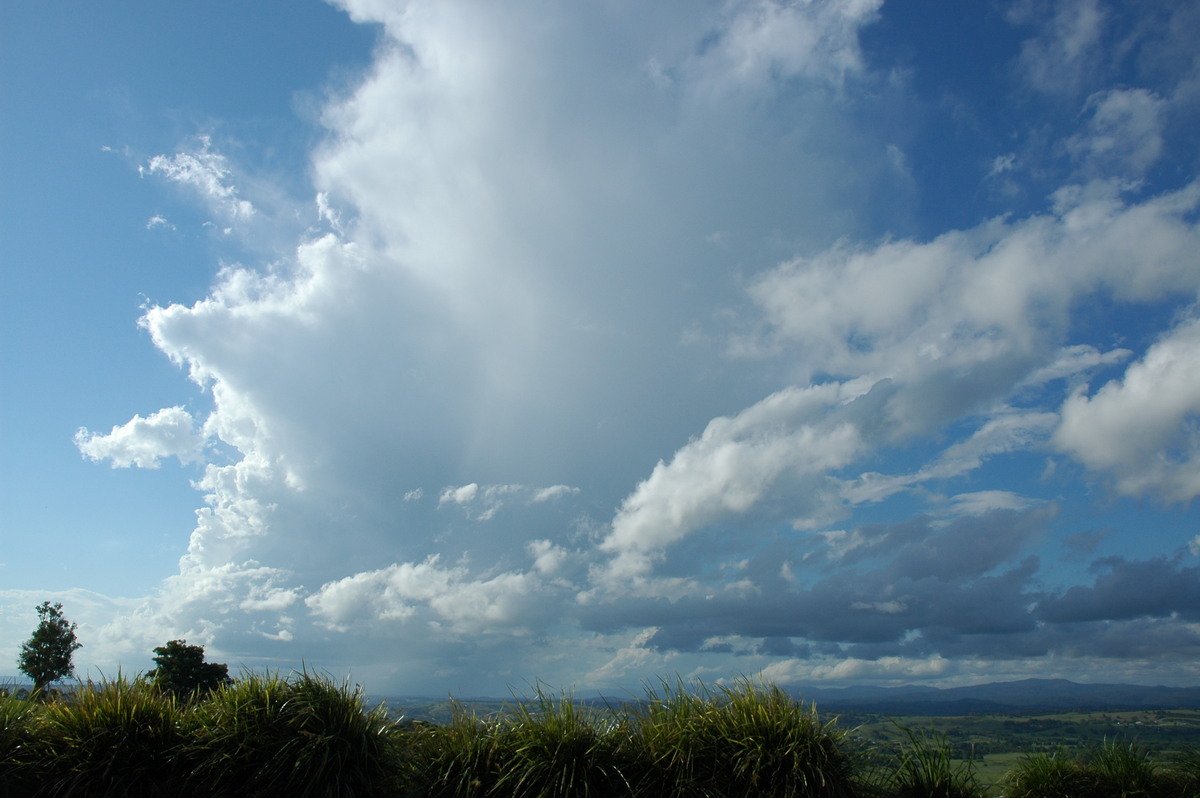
[3,674,1200,797]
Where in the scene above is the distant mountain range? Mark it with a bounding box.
[376,678,1200,723]
[787,678,1200,714]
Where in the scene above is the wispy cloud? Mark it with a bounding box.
[141,136,255,222]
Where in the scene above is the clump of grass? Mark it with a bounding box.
[32,676,187,798]
[877,724,984,798]
[404,688,635,798]
[631,677,859,798]
[1001,750,1092,798]
[1160,748,1200,798]
[1004,739,1172,798]
[190,669,400,797]
[397,702,503,797]
[493,688,634,797]
[1086,739,1161,797]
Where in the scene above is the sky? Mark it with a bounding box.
[2,0,1199,696]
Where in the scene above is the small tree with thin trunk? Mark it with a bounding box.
[148,639,231,699]
[18,601,82,696]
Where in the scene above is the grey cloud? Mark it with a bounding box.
[1038,555,1200,623]
[579,509,1050,656]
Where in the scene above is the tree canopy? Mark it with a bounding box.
[148,639,231,699]
[18,601,82,695]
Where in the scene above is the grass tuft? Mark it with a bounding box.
[190,668,400,797]
[0,688,42,798]
[33,676,186,797]
[630,676,859,798]
[877,723,984,798]
[1001,750,1092,798]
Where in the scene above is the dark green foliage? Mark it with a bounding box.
[148,639,232,700]
[17,602,82,696]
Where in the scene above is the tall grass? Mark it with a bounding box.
[875,724,984,798]
[31,676,186,797]
[401,678,858,798]
[1001,751,1092,798]
[629,677,859,798]
[9,671,1200,797]
[0,689,41,798]
[1003,739,1182,798]
[190,669,400,797]
[403,688,636,798]
[1161,748,1200,798]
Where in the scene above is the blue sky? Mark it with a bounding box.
[3,0,1199,695]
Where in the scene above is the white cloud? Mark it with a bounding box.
[1020,344,1132,388]
[1012,0,1107,96]
[75,406,205,469]
[1055,316,1200,501]
[437,483,580,521]
[760,654,954,685]
[306,556,552,636]
[1067,88,1167,177]
[691,0,882,92]
[40,0,1200,694]
[944,491,1039,517]
[142,136,256,221]
[439,483,480,507]
[585,626,664,685]
[527,539,568,575]
[745,181,1200,384]
[598,382,868,585]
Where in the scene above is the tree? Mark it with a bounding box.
[148,639,231,699]
[18,601,82,695]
